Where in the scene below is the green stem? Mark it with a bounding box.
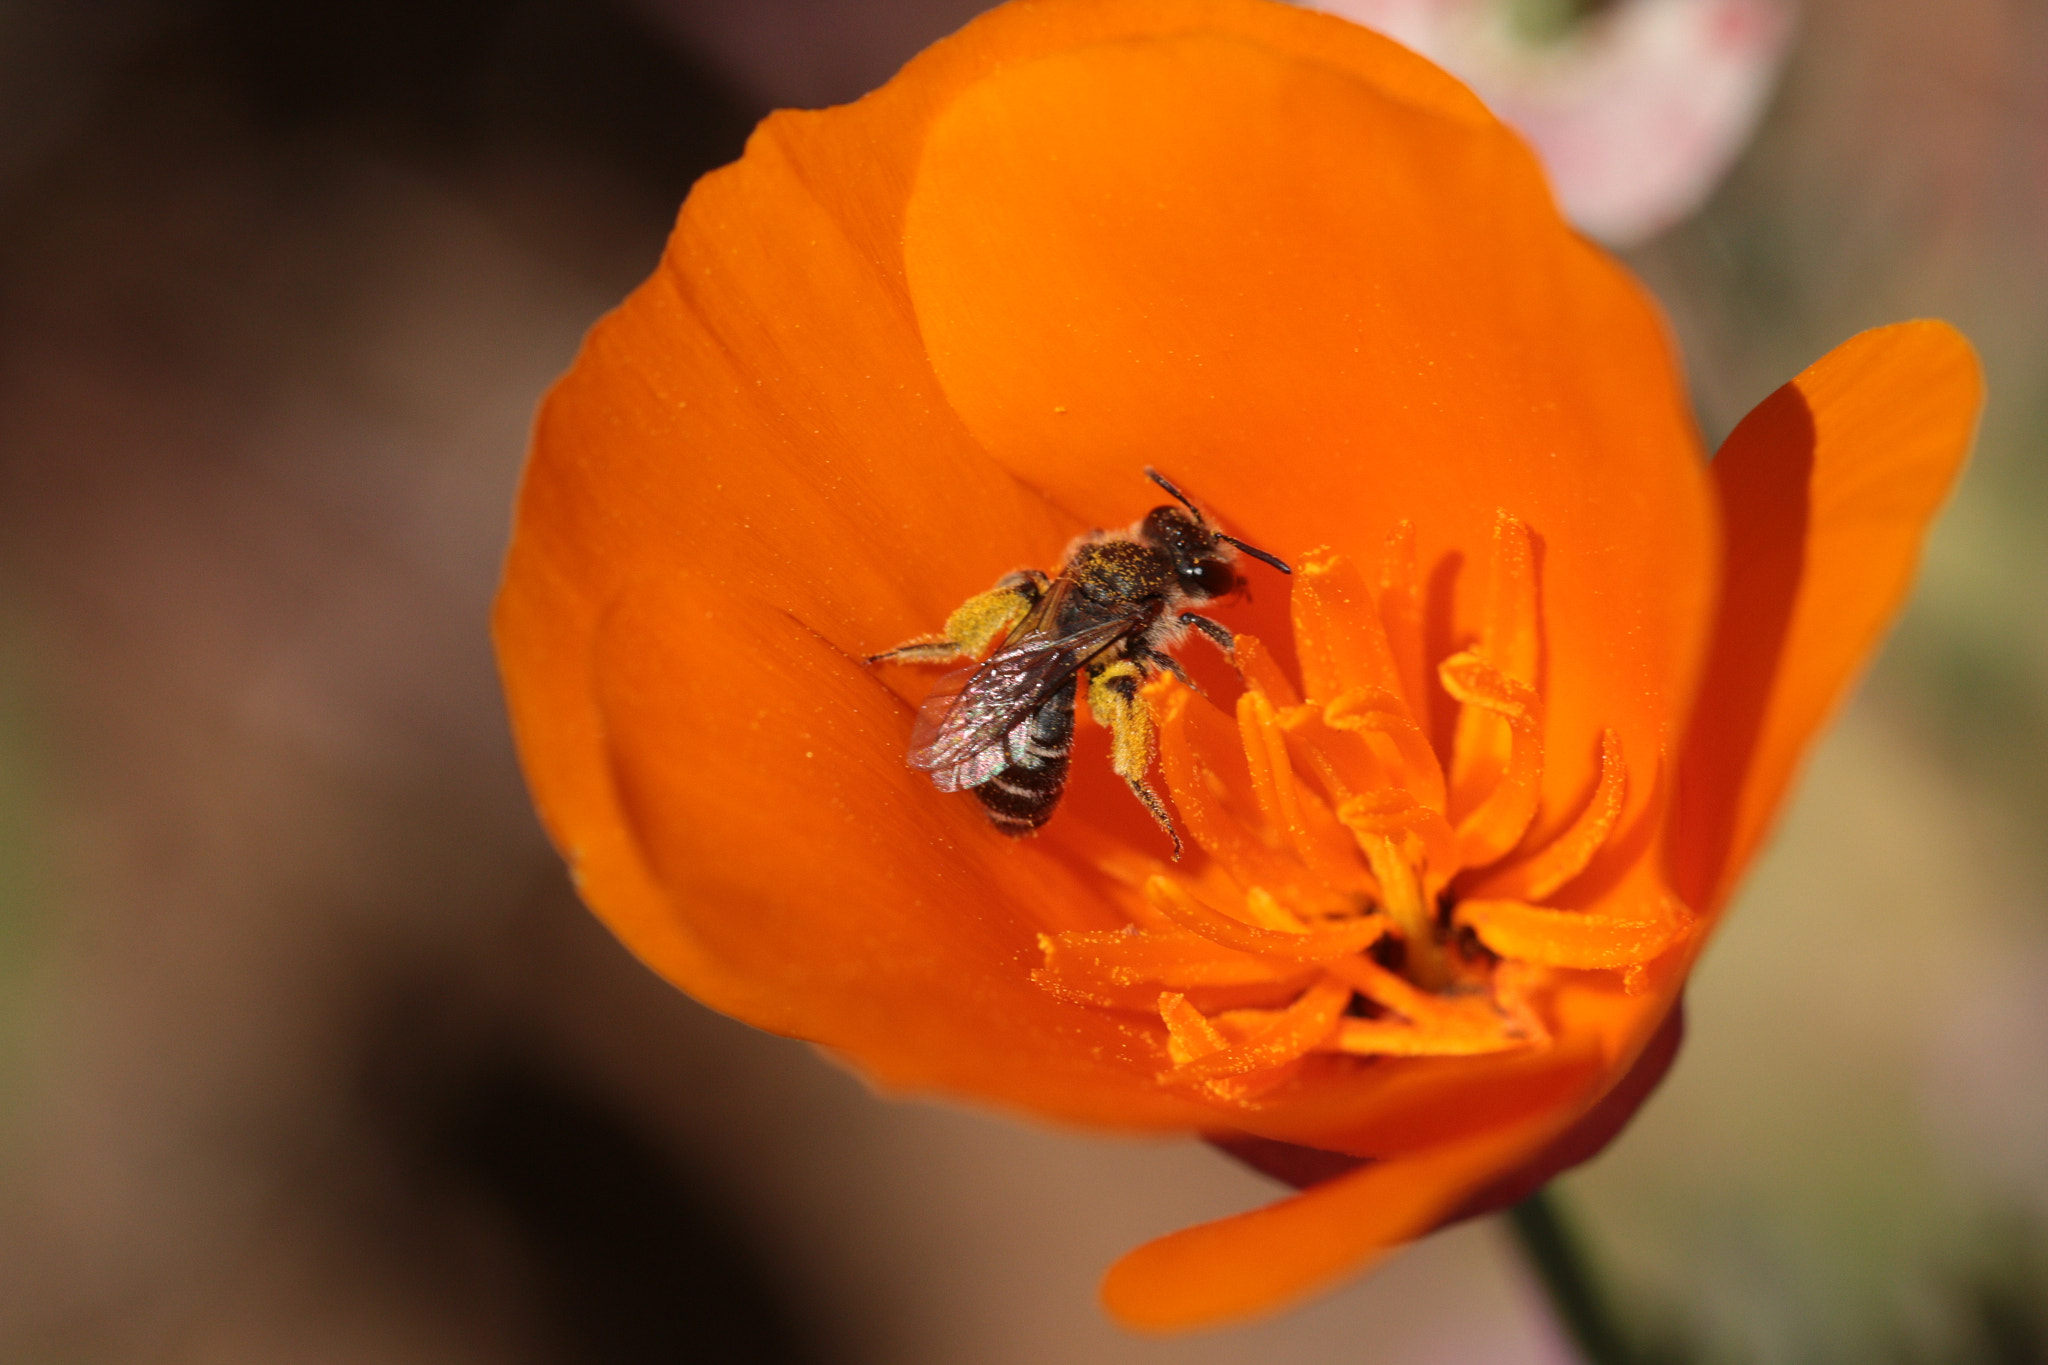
[1508,1186,1634,1365]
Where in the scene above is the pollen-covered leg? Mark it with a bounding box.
[1089,659,1182,858]
[868,569,1047,663]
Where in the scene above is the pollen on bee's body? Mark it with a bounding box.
[1028,517,1695,1105]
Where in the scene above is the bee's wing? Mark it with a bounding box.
[907,608,1137,789]
[905,665,1010,792]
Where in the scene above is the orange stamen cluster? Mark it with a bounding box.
[1032,514,1692,1106]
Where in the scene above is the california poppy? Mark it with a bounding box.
[494,0,1982,1331]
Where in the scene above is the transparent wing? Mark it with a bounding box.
[907,592,1142,785]
[915,671,1015,793]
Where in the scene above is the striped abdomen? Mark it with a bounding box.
[973,674,1077,837]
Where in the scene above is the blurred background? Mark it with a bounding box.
[0,0,2042,1361]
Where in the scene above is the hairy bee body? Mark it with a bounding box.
[870,470,1290,856]
[973,674,1077,836]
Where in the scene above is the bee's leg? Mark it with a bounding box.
[1179,612,1236,658]
[868,569,1050,664]
[1087,660,1183,860]
[1135,647,1199,694]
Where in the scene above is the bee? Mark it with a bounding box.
[868,468,1290,857]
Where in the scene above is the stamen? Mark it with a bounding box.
[1160,991,1232,1065]
[1032,526,1664,1108]
[1333,789,1458,901]
[1283,705,1384,807]
[1477,512,1541,683]
[1292,549,1407,702]
[1438,650,1544,869]
[1239,886,1310,932]
[1157,992,1309,1103]
[1232,634,1302,709]
[1143,875,1387,961]
[1159,976,1351,1083]
[1456,893,1690,972]
[1448,513,1539,816]
[1236,689,1370,889]
[1377,521,1430,721]
[1482,729,1626,901]
[1351,828,1453,990]
[1323,687,1447,814]
[1150,682,1276,879]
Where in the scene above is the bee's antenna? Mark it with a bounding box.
[1223,536,1292,575]
[1144,466,1202,518]
[1147,468,1291,575]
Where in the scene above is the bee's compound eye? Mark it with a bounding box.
[1182,559,1236,598]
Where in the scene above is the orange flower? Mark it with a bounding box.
[493,0,1982,1331]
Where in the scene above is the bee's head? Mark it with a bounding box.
[1141,468,1292,601]
[1142,504,1241,601]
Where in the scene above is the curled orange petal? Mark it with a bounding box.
[1674,321,1983,914]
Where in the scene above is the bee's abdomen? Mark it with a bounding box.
[975,676,1076,837]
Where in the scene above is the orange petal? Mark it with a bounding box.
[1674,321,1983,912]
[1041,928,1317,988]
[1328,1017,1531,1058]
[557,571,1216,1130]
[1443,1000,1686,1221]
[902,6,1718,849]
[1101,1084,1582,1329]
[1104,977,1680,1327]
[1205,1024,1610,1158]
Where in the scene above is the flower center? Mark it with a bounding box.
[1031,514,1692,1106]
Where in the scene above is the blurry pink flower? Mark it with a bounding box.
[1307,0,1795,243]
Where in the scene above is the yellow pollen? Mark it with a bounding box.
[1028,515,1695,1106]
